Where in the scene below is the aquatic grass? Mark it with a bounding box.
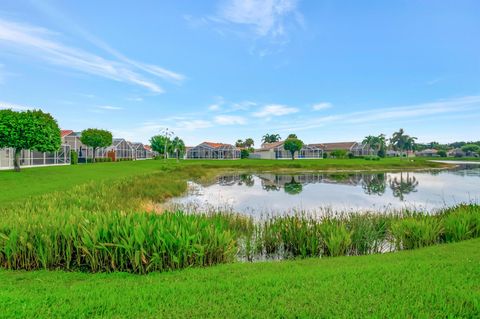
[1,164,480,273]
[0,210,238,273]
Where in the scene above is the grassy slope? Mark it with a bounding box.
[0,157,446,203]
[1,239,479,318]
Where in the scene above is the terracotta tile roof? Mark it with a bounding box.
[143,145,152,151]
[61,130,74,138]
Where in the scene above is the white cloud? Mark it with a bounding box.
[97,105,123,110]
[0,101,32,110]
[275,95,480,132]
[312,102,332,111]
[220,0,300,37]
[214,115,246,125]
[0,18,184,93]
[208,104,222,111]
[253,104,299,117]
[127,97,143,102]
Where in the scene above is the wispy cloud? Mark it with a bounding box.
[214,115,246,125]
[0,18,184,93]
[0,101,32,110]
[97,105,123,111]
[219,0,301,38]
[312,102,332,111]
[126,97,143,102]
[253,104,299,117]
[277,96,480,132]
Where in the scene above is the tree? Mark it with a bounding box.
[390,129,417,157]
[150,135,170,156]
[244,138,254,148]
[283,135,304,160]
[363,134,386,156]
[262,133,281,144]
[170,137,185,161]
[0,109,61,172]
[80,129,112,163]
[461,144,480,155]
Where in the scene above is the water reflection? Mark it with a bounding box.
[217,171,420,200]
[169,165,480,214]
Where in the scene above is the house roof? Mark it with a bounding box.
[61,130,74,137]
[201,142,236,149]
[259,141,284,151]
[418,148,438,153]
[143,145,152,151]
[310,142,358,151]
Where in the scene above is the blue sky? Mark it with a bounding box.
[0,0,479,146]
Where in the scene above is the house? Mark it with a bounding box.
[416,149,438,157]
[251,141,323,159]
[0,143,71,170]
[448,148,466,157]
[104,138,134,161]
[310,142,373,156]
[186,142,241,159]
[131,142,149,160]
[61,130,109,162]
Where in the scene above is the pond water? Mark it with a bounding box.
[168,164,480,215]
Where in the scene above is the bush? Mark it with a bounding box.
[364,156,380,161]
[240,149,250,159]
[347,152,355,159]
[322,152,328,159]
[437,150,447,157]
[70,150,78,165]
[330,149,347,158]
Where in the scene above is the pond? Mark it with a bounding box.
[168,164,480,215]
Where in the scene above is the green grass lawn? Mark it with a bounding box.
[1,239,479,318]
[0,157,447,203]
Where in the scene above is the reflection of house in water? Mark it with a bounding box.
[210,172,421,198]
[256,173,365,187]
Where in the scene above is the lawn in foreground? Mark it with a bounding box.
[1,239,479,318]
[0,157,446,203]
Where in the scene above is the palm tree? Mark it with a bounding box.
[171,137,185,162]
[390,129,416,158]
[262,133,281,144]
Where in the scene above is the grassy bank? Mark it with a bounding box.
[1,167,479,272]
[0,157,448,203]
[1,238,479,318]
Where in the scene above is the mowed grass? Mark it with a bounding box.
[0,157,447,203]
[1,238,479,318]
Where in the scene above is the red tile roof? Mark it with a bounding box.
[143,145,152,151]
[61,130,74,138]
[310,142,358,151]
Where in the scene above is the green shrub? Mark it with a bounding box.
[240,149,250,159]
[70,150,78,165]
[437,150,447,157]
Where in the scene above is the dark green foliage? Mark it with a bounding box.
[80,129,112,163]
[437,150,447,157]
[240,149,250,159]
[330,149,347,158]
[0,109,61,171]
[70,150,78,165]
[283,136,304,160]
[262,133,281,143]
